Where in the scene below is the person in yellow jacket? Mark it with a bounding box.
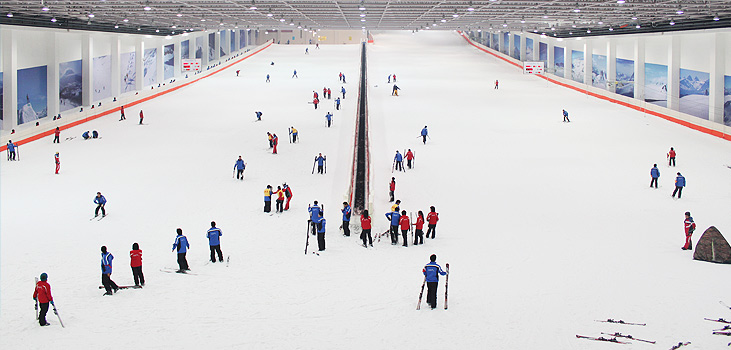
[391,199,401,212]
[267,132,273,149]
[275,186,285,213]
[264,185,273,213]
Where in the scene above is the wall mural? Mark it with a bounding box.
[539,42,547,64]
[59,59,82,112]
[0,72,4,129]
[143,48,157,86]
[208,33,216,61]
[220,30,227,57]
[724,75,731,126]
[231,30,236,52]
[17,65,47,125]
[512,34,520,59]
[678,68,710,120]
[164,44,174,80]
[615,58,635,98]
[502,32,509,54]
[181,40,190,59]
[525,38,534,61]
[240,30,246,49]
[592,54,607,89]
[195,37,204,59]
[120,52,136,93]
[491,33,498,50]
[571,50,584,83]
[644,63,668,107]
[554,46,564,77]
[93,55,111,102]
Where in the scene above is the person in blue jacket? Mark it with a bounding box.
[255,111,262,121]
[172,228,190,272]
[234,156,246,180]
[423,254,448,309]
[341,202,352,237]
[394,151,404,172]
[266,74,270,82]
[562,109,570,122]
[650,164,660,188]
[315,153,326,174]
[308,201,322,235]
[325,112,333,127]
[264,185,273,212]
[6,140,17,161]
[317,212,326,251]
[207,221,224,263]
[672,172,686,199]
[421,126,428,144]
[101,246,119,295]
[82,131,90,140]
[335,97,341,111]
[94,192,107,217]
[341,86,346,99]
[386,209,401,245]
[92,130,99,139]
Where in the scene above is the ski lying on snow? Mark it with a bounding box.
[669,341,691,349]
[600,332,655,344]
[713,331,731,336]
[705,318,731,324]
[720,301,731,310]
[575,335,630,344]
[595,319,646,326]
[160,268,197,275]
[714,325,731,332]
[98,285,142,289]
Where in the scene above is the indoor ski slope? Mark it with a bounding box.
[2,31,731,349]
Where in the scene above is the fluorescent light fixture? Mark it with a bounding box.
[713,15,720,21]
[114,24,119,28]
[201,18,206,22]
[669,20,675,25]
[123,18,129,22]
[42,6,49,11]
[88,13,95,18]
[676,8,684,15]
[51,17,57,22]
[360,13,366,17]
[177,13,183,17]
[144,6,151,11]
[520,18,525,23]
[172,25,177,28]
[155,29,160,32]
[631,15,637,20]
[586,29,591,33]
[635,24,641,28]
[267,9,273,17]
[361,18,365,22]
[617,0,625,3]
[441,18,446,23]
[279,18,285,22]
[609,27,614,31]
[250,1,257,10]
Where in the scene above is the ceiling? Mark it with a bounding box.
[0,0,729,38]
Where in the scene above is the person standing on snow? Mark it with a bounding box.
[272,133,279,154]
[682,211,696,250]
[275,186,285,213]
[391,199,401,213]
[7,140,17,161]
[207,221,224,263]
[33,273,54,326]
[494,80,499,89]
[139,110,144,125]
[53,127,60,143]
[389,177,396,202]
[399,210,410,247]
[406,149,414,169]
[421,126,428,144]
[413,211,425,245]
[266,74,270,82]
[650,164,660,188]
[267,132,273,149]
[325,112,333,128]
[54,152,60,174]
[308,201,322,235]
[130,243,144,287]
[394,150,404,172]
[388,74,391,83]
[327,88,332,99]
[672,172,685,199]
[94,192,107,218]
[341,86,346,99]
[392,85,400,96]
[234,156,246,180]
[313,97,319,110]
[292,69,298,78]
[667,147,676,167]
[386,208,401,245]
[119,105,126,121]
[423,254,448,309]
[315,153,326,174]
[317,211,326,251]
[283,183,293,210]
[101,246,119,295]
[264,185,273,213]
[360,210,373,247]
[172,228,190,272]
[255,111,263,121]
[562,109,570,123]
[341,202,352,237]
[392,74,397,82]
[339,72,343,82]
[335,97,341,111]
[426,206,439,239]
[289,127,298,143]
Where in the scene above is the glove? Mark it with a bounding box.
[50,301,55,306]
[446,263,450,269]
[33,297,37,301]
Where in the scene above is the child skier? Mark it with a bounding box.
[130,243,144,286]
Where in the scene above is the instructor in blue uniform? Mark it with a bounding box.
[172,228,190,272]
[423,254,447,309]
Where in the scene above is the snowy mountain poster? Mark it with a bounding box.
[143,48,157,87]
[512,35,520,59]
[59,59,82,112]
[554,46,564,77]
[220,30,227,57]
[571,50,584,83]
[491,33,499,50]
[615,58,634,98]
[502,32,509,54]
[678,68,709,120]
[181,40,190,60]
[231,30,236,53]
[120,52,136,93]
[592,54,607,89]
[16,65,47,125]
[208,33,216,61]
[93,55,112,102]
[525,38,534,61]
[725,75,731,126]
[195,37,204,59]
[644,63,667,107]
[539,42,547,64]
[240,30,246,49]
[164,44,174,80]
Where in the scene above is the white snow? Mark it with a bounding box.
[3,31,731,349]
[679,94,710,120]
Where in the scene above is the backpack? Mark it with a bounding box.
[285,187,292,198]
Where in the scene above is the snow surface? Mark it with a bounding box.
[3,31,731,349]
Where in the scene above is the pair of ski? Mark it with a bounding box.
[35,277,65,328]
[90,214,107,221]
[577,334,657,345]
[595,319,646,326]
[98,285,142,290]
[416,263,449,310]
[6,147,20,161]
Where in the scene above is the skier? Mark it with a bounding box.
[316,43,319,49]
[92,130,99,139]
[423,254,447,309]
[313,97,319,110]
[236,70,240,77]
[668,147,676,167]
[413,210,425,245]
[388,74,391,83]
[391,199,401,212]
[292,69,298,78]
[7,140,17,160]
[54,152,60,174]
[272,133,279,154]
[94,192,107,217]
[682,211,696,250]
[342,74,346,83]
[386,208,401,245]
[267,132,273,149]
[650,164,660,188]
[305,48,309,54]
[494,79,499,89]
[325,112,333,127]
[255,111,262,121]
[234,156,246,180]
[339,72,343,82]
[264,185,273,212]
[289,127,298,143]
[120,105,126,120]
[421,126,428,144]
[82,131,90,140]
[394,150,404,172]
[130,243,144,287]
[399,210,410,247]
[317,211,326,251]
[283,183,293,210]
[393,74,397,82]
[33,272,54,326]
[207,221,224,263]
[323,87,327,99]
[426,206,439,239]
[139,110,144,125]
[406,149,414,169]
[392,85,400,96]
[341,86,346,99]
[266,74,270,82]
[562,109,570,122]
[672,172,685,199]
[53,127,60,143]
[360,210,373,247]
[341,202,352,236]
[172,228,190,272]
[275,186,285,213]
[315,153,326,174]
[335,97,341,111]
[101,246,119,295]
[308,201,322,235]
[389,177,396,202]
[327,88,332,99]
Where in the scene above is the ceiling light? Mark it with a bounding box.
[571,23,577,28]
[598,18,603,24]
[543,11,548,19]
[114,24,119,28]
[520,17,525,23]
[279,18,285,22]
[573,4,581,13]
[635,24,641,28]
[441,18,446,23]
[569,31,573,35]
[360,13,366,17]
[676,8,684,15]
[617,0,625,3]
[41,6,49,11]
[609,27,614,31]
[713,15,720,21]
[502,21,507,27]
[631,15,637,20]
[533,29,537,32]
[452,10,459,18]
[267,9,273,17]
[586,29,591,33]
[289,20,294,26]
[137,27,141,31]
[669,20,675,25]
[88,13,95,18]
[467,1,474,11]
[172,24,177,28]
[432,22,437,26]
[361,18,365,22]
[177,13,182,17]
[155,29,160,32]
[6,12,11,17]
[220,22,224,25]
[144,5,151,11]
[201,18,206,22]
[359,2,366,11]
[51,17,57,22]
[361,26,365,29]
[250,1,257,10]
[123,18,129,22]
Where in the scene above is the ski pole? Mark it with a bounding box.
[416,276,426,310]
[305,220,311,255]
[312,158,316,174]
[444,263,449,310]
[35,277,39,320]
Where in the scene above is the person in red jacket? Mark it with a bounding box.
[139,110,144,125]
[389,177,396,202]
[54,152,60,174]
[33,272,54,326]
[426,206,439,239]
[119,105,126,121]
[323,87,327,100]
[130,243,145,287]
[413,210,425,245]
[313,98,319,110]
[272,134,279,154]
[405,149,414,169]
[360,210,373,247]
[682,211,696,250]
[275,185,285,213]
[399,210,410,247]
[283,183,293,210]
[667,147,676,167]
[327,88,332,99]
[53,127,60,143]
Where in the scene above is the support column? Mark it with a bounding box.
[667,35,680,110]
[156,38,164,85]
[173,36,182,77]
[607,38,617,93]
[135,38,144,90]
[214,31,220,62]
[547,40,555,74]
[47,32,60,119]
[532,35,539,62]
[519,34,526,60]
[201,33,209,67]
[564,42,572,80]
[110,37,120,98]
[633,37,645,101]
[81,34,93,106]
[709,33,725,124]
[584,40,593,86]
[508,32,514,57]
[234,29,241,52]
[2,28,17,131]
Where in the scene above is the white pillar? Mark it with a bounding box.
[234,29,241,52]
[81,34,93,106]
[508,32,514,57]
[156,38,164,85]
[2,28,17,130]
[532,35,539,62]
[135,38,144,90]
[47,32,60,119]
[110,37,120,98]
[667,35,680,111]
[709,33,725,124]
[633,37,645,101]
[564,42,572,80]
[607,39,617,93]
[547,40,555,74]
[201,33,209,67]
[519,34,526,60]
[174,36,182,77]
[214,31,220,62]
[584,40,593,86]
